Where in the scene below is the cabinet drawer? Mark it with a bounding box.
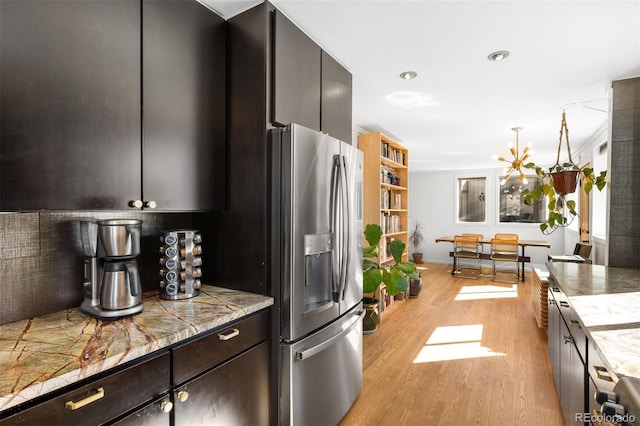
[1,351,170,425]
[172,310,269,385]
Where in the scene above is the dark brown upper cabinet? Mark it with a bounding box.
[321,51,353,144]
[272,9,321,131]
[271,9,352,143]
[0,0,141,210]
[0,0,225,211]
[142,0,226,211]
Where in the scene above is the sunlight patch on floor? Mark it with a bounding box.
[454,284,518,301]
[413,324,506,363]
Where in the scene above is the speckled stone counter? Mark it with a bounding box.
[0,285,273,412]
[546,262,640,379]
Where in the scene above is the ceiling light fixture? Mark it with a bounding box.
[497,127,532,185]
[487,50,510,62]
[399,71,417,80]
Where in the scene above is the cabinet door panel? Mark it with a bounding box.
[0,0,141,210]
[560,320,585,425]
[321,51,352,144]
[272,10,321,131]
[142,0,226,211]
[548,287,561,393]
[112,394,171,426]
[173,342,270,426]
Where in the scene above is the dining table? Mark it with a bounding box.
[435,235,551,281]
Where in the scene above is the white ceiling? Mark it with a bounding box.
[204,0,640,172]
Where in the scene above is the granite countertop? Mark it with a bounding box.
[0,285,273,413]
[546,262,640,379]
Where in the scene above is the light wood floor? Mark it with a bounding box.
[340,263,564,426]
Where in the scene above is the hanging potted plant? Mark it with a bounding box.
[362,223,419,334]
[521,111,607,234]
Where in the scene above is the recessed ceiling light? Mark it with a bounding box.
[487,51,510,62]
[399,71,417,80]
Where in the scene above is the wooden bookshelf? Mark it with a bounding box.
[358,132,410,319]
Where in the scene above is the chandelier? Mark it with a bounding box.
[497,126,532,185]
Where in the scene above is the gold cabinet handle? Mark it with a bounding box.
[594,365,615,382]
[176,390,189,402]
[218,328,240,341]
[160,400,173,413]
[65,387,105,410]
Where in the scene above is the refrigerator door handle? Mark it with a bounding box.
[295,310,365,360]
[330,155,342,298]
[339,155,350,301]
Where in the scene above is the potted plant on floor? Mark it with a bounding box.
[409,218,426,264]
[363,223,419,334]
[521,111,607,234]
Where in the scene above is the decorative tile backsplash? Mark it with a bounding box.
[0,213,40,259]
[0,211,203,325]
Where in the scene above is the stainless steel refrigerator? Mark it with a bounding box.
[270,123,364,426]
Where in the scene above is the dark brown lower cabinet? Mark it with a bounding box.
[173,342,269,426]
[0,309,270,425]
[0,351,170,425]
[171,310,270,425]
[548,279,587,425]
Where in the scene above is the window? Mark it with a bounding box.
[458,177,486,223]
[498,176,545,223]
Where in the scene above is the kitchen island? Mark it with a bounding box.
[546,262,640,424]
[0,285,273,415]
[547,262,640,379]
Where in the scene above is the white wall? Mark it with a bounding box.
[408,168,564,268]
[408,120,610,268]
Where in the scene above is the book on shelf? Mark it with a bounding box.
[379,236,393,260]
[380,142,405,166]
[380,188,402,210]
[379,285,387,312]
[381,142,389,159]
[380,165,400,186]
[380,212,401,234]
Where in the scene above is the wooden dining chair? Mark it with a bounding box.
[463,233,485,252]
[490,234,519,283]
[453,235,482,279]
